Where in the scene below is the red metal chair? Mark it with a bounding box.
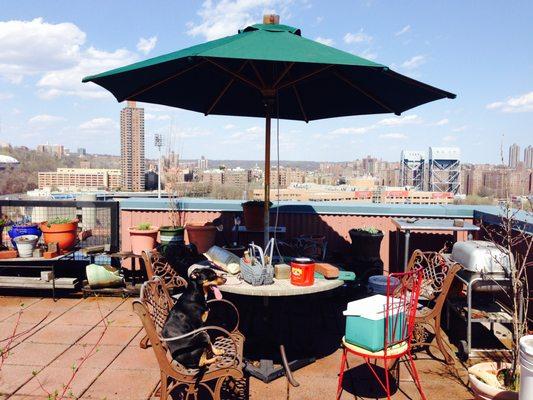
[336,268,426,400]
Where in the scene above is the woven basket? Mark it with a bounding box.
[240,258,274,286]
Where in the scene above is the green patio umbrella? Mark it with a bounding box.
[83,18,455,246]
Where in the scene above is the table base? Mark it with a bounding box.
[245,345,314,385]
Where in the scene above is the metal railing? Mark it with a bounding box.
[0,200,119,252]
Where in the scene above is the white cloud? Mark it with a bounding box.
[359,49,378,60]
[79,117,118,132]
[443,135,457,142]
[0,18,138,98]
[0,18,85,83]
[227,125,262,140]
[329,126,369,135]
[37,47,138,99]
[246,126,262,134]
[187,0,295,41]
[28,114,66,124]
[433,118,449,126]
[0,92,13,101]
[401,54,426,70]
[223,124,236,130]
[136,36,157,54]
[487,91,533,113]
[377,114,422,126]
[343,30,372,44]
[452,125,467,132]
[145,113,171,121]
[172,127,212,139]
[395,25,411,36]
[379,133,407,139]
[315,37,335,46]
[0,92,13,100]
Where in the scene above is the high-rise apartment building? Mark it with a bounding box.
[509,143,520,168]
[197,156,208,170]
[37,144,65,158]
[524,145,533,169]
[120,101,145,191]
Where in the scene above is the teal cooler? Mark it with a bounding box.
[343,295,405,352]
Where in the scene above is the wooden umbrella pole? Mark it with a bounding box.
[264,112,271,247]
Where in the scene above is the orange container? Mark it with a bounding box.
[290,258,315,286]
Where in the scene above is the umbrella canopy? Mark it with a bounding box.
[83,20,455,245]
[83,23,454,120]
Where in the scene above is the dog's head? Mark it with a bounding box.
[189,268,226,298]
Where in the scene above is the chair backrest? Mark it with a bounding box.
[139,276,174,333]
[133,277,178,375]
[142,249,188,291]
[406,250,461,304]
[383,268,423,354]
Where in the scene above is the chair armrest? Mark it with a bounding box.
[160,325,240,366]
[206,298,240,333]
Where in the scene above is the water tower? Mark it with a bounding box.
[400,150,425,190]
[428,147,461,194]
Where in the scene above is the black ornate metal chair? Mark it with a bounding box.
[133,276,246,400]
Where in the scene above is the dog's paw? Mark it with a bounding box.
[212,347,225,356]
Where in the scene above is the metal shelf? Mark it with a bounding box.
[448,299,513,324]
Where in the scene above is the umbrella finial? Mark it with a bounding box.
[263,14,280,24]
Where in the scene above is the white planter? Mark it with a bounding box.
[14,234,39,258]
[468,362,518,400]
[520,335,533,399]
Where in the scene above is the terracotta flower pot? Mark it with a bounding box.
[186,223,217,253]
[468,362,518,400]
[129,226,159,255]
[40,220,79,251]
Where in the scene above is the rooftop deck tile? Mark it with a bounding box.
[77,326,142,346]
[0,295,480,399]
[26,324,94,345]
[108,345,159,371]
[48,344,124,370]
[3,343,69,367]
[14,366,102,398]
[79,369,159,400]
[0,365,38,396]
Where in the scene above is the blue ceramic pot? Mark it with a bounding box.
[8,224,42,248]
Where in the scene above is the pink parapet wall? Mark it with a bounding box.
[120,208,474,273]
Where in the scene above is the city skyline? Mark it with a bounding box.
[0,1,532,163]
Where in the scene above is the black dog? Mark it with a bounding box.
[162,268,226,369]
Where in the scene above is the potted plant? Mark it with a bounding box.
[186,222,217,253]
[349,226,384,261]
[40,217,79,251]
[242,200,272,231]
[14,234,39,258]
[468,202,532,399]
[160,170,186,249]
[8,221,42,248]
[129,222,159,255]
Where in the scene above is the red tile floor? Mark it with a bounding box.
[0,296,474,399]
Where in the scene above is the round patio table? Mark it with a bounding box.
[220,274,343,296]
[219,275,344,386]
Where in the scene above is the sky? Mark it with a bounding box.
[0,0,532,163]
